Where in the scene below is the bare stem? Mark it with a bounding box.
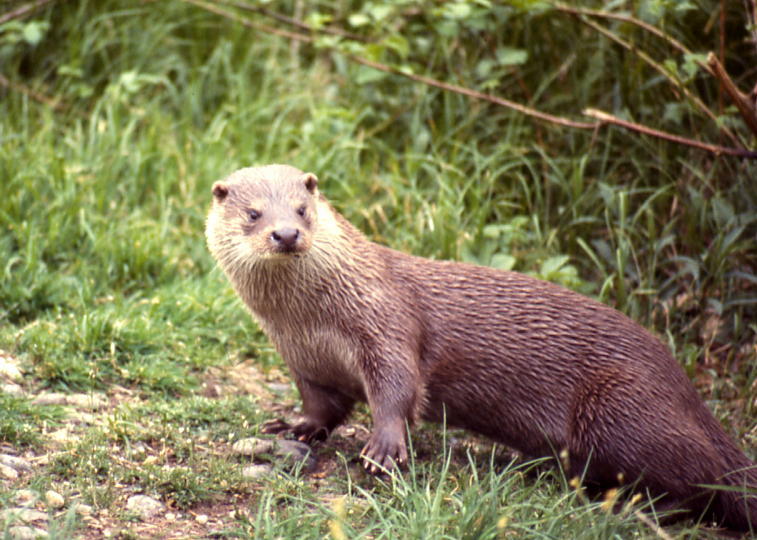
[0,0,57,25]
[584,108,757,158]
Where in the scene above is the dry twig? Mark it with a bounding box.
[182,0,757,158]
[0,72,66,111]
[584,108,757,158]
[707,52,757,138]
[0,0,57,25]
[558,7,746,149]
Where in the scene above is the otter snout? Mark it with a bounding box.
[271,227,301,252]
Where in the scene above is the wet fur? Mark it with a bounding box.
[206,164,756,532]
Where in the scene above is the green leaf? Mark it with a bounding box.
[21,20,49,46]
[539,255,570,277]
[383,35,409,59]
[681,53,707,80]
[348,13,370,28]
[491,253,516,271]
[305,12,333,30]
[354,65,387,85]
[496,47,528,66]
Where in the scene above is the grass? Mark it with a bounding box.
[0,0,754,537]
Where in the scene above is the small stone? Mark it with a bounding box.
[64,411,96,425]
[74,503,93,516]
[165,512,176,521]
[44,491,64,509]
[0,455,31,472]
[272,440,314,468]
[195,514,209,525]
[31,393,67,406]
[242,464,273,480]
[232,437,273,457]
[65,393,108,410]
[125,495,164,521]
[1,507,48,523]
[0,356,23,383]
[232,437,314,468]
[14,490,38,507]
[0,463,19,480]
[2,383,24,396]
[267,382,291,393]
[49,429,77,444]
[8,525,48,540]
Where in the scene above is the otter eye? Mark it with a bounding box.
[297,205,306,217]
[248,209,261,222]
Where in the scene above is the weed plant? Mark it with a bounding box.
[0,0,754,537]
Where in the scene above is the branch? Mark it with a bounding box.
[179,0,757,158]
[552,3,696,62]
[180,0,597,130]
[0,72,67,111]
[707,52,757,138]
[0,0,57,25]
[561,9,746,150]
[218,0,369,42]
[584,108,757,158]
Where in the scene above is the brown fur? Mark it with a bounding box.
[206,164,756,532]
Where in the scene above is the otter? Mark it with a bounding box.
[205,164,755,532]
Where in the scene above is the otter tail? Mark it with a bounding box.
[700,410,757,533]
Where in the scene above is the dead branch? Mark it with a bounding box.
[218,0,369,42]
[552,3,696,62]
[584,108,757,158]
[0,0,57,25]
[707,52,757,138]
[562,9,746,150]
[0,72,67,111]
[180,0,597,130]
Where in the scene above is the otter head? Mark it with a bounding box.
[206,165,319,267]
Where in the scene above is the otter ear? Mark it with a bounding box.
[212,182,229,201]
[301,172,318,194]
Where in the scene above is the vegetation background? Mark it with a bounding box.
[0,0,755,537]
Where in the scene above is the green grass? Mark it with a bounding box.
[0,0,754,537]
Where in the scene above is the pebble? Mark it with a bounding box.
[74,503,93,516]
[64,411,96,425]
[267,382,291,394]
[0,463,19,480]
[44,490,64,509]
[125,495,165,521]
[48,428,77,444]
[30,393,67,406]
[241,464,273,480]
[14,490,38,507]
[195,513,209,525]
[0,356,23,382]
[232,438,272,457]
[1,507,48,523]
[0,454,31,472]
[31,392,108,410]
[8,525,48,540]
[64,393,108,410]
[232,437,314,469]
[2,383,24,396]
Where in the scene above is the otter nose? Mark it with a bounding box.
[271,227,300,250]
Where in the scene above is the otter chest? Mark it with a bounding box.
[264,320,366,400]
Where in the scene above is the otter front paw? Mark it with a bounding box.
[261,417,329,443]
[360,427,408,474]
